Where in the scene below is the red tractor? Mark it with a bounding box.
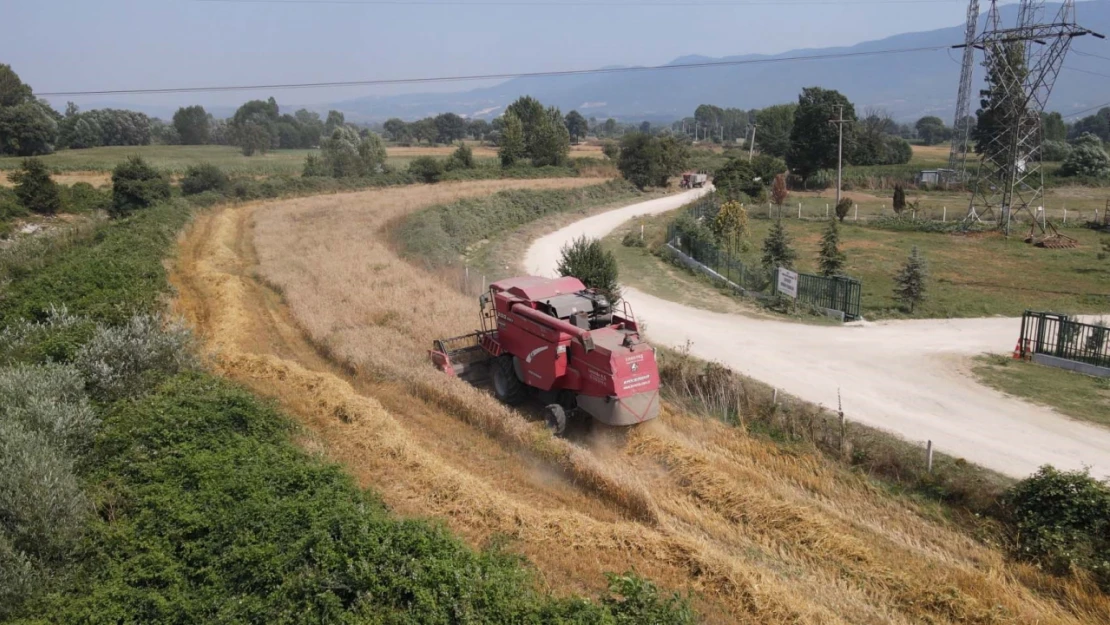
[430,276,661,434]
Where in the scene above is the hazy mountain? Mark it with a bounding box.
[333,1,1110,123]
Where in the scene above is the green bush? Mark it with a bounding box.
[110,156,170,218]
[622,230,647,248]
[180,163,229,195]
[74,315,197,402]
[0,308,97,366]
[1007,466,1110,587]
[408,155,445,183]
[0,200,191,325]
[557,235,621,301]
[446,142,476,170]
[61,182,110,213]
[8,158,60,215]
[23,372,696,624]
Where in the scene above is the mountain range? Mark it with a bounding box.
[331,1,1110,123]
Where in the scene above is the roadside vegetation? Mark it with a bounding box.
[0,178,699,622]
[973,354,1110,428]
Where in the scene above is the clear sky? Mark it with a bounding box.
[2,0,1024,109]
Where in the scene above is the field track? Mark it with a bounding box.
[169,180,1110,624]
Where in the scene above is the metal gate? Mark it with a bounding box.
[1019,311,1110,368]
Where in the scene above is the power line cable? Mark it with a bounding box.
[1072,49,1110,63]
[1064,101,1110,119]
[36,44,949,97]
[191,0,964,6]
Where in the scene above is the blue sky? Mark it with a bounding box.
[2,0,1024,109]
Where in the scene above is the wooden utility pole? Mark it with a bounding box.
[748,125,758,162]
[829,105,848,209]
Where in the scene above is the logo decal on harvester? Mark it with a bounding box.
[630,362,639,372]
[526,346,549,364]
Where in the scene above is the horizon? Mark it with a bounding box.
[2,0,1039,115]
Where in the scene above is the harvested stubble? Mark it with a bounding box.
[171,178,1110,625]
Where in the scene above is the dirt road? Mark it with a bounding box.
[525,189,1110,479]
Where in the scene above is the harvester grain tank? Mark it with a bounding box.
[430,276,660,434]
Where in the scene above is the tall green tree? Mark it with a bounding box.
[973,42,1028,164]
[787,88,855,184]
[530,107,571,167]
[231,98,279,156]
[754,103,796,158]
[617,133,687,189]
[761,220,798,271]
[498,111,525,167]
[325,110,345,132]
[506,96,545,156]
[817,219,845,277]
[1042,111,1068,142]
[173,105,210,145]
[0,102,58,156]
[383,118,408,141]
[468,119,490,142]
[893,246,928,313]
[1070,107,1110,142]
[713,158,764,202]
[433,113,468,144]
[565,110,588,144]
[914,116,950,145]
[0,64,33,108]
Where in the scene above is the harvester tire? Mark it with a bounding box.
[544,404,567,436]
[492,355,527,405]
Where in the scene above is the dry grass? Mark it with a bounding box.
[0,171,112,188]
[168,178,1110,624]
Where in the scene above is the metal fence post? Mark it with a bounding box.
[926,440,934,473]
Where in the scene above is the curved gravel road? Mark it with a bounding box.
[524,188,1110,479]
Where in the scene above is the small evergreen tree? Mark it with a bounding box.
[835,197,852,222]
[557,236,621,301]
[761,220,797,270]
[8,158,60,215]
[446,142,475,170]
[893,246,928,313]
[711,200,750,253]
[817,219,845,277]
[892,184,906,214]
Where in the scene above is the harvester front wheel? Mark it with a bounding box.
[544,404,567,436]
[492,355,528,405]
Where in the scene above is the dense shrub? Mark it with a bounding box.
[446,142,476,170]
[61,182,110,213]
[1060,133,1110,178]
[8,158,60,215]
[0,200,191,325]
[618,133,687,189]
[74,315,197,402]
[181,163,230,195]
[0,363,97,619]
[557,235,621,301]
[0,308,97,365]
[1006,466,1110,587]
[408,155,445,183]
[1041,140,1073,162]
[714,158,766,203]
[110,156,170,217]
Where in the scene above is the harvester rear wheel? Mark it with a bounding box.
[544,404,567,436]
[492,355,528,405]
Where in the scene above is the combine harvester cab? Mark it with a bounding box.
[431,276,660,434]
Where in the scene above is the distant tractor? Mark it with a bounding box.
[680,172,708,189]
[430,276,660,434]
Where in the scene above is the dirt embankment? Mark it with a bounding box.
[170,179,1110,625]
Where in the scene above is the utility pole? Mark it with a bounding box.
[748,124,758,162]
[829,105,848,209]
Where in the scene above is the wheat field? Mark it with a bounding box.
[169,179,1110,624]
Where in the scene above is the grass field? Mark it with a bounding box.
[608,203,1110,320]
[973,355,1110,427]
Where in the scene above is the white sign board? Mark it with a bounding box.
[777,268,799,299]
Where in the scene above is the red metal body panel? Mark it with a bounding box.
[483,277,660,415]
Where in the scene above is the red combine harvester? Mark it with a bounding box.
[430,276,660,434]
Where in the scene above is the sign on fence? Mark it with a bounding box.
[776,268,799,299]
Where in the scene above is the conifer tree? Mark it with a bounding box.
[761,220,798,270]
[817,219,846,277]
[893,245,928,313]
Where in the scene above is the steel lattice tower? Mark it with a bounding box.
[947,0,980,180]
[952,0,1100,233]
